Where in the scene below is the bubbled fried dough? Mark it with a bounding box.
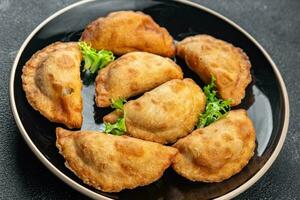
[81,11,175,57]
[95,51,183,107]
[176,34,252,106]
[172,109,256,182]
[56,128,177,192]
[104,79,206,144]
[21,42,83,128]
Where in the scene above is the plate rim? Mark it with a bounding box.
[9,0,290,199]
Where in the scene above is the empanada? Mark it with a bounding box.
[22,42,83,128]
[95,51,183,107]
[81,11,175,57]
[56,127,177,192]
[176,34,252,106]
[172,109,256,182]
[104,79,206,144]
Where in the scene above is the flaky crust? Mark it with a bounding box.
[176,34,252,106]
[95,52,183,107]
[21,42,83,128]
[56,127,177,192]
[81,10,175,57]
[104,79,206,144]
[172,109,256,182]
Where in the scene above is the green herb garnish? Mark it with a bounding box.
[78,41,115,85]
[79,41,114,73]
[197,76,232,128]
[111,98,127,111]
[104,117,126,136]
[104,98,127,135]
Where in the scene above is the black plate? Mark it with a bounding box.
[10,0,289,199]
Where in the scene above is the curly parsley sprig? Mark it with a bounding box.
[197,76,232,128]
[104,117,126,136]
[78,41,115,85]
[104,98,127,135]
[110,98,126,111]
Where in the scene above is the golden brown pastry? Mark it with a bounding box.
[172,109,256,182]
[56,127,177,192]
[81,11,175,57]
[176,34,252,106]
[22,42,83,128]
[104,79,206,144]
[95,51,183,107]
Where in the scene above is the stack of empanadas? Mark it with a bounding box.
[21,10,255,193]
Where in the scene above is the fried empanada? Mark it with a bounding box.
[56,127,177,192]
[81,11,175,57]
[172,109,256,182]
[95,51,183,107]
[22,42,83,128]
[176,34,252,106]
[104,79,206,144]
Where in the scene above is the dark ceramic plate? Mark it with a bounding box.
[9,0,289,199]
